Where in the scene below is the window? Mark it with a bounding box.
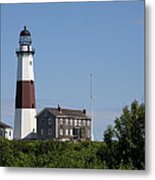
[70,119,73,126]
[83,120,86,126]
[9,130,11,136]
[74,119,77,126]
[48,117,52,125]
[65,119,68,125]
[66,129,68,136]
[73,128,78,136]
[87,120,90,126]
[59,118,63,125]
[79,120,81,126]
[48,128,52,135]
[41,129,44,135]
[60,129,63,136]
[87,129,91,138]
[29,61,32,65]
[70,129,73,136]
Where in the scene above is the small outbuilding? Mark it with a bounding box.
[0,121,13,140]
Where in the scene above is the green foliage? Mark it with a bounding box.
[0,138,103,169]
[101,100,145,170]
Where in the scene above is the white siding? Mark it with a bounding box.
[5,128,13,140]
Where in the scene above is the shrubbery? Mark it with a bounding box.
[0,139,103,168]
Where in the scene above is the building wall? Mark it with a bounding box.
[0,127,13,140]
[57,117,91,141]
[37,111,56,140]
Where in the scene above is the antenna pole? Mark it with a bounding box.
[90,73,94,141]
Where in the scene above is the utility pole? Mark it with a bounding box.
[90,73,94,141]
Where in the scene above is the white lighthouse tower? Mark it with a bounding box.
[14,26,36,139]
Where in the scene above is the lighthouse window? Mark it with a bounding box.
[29,61,32,65]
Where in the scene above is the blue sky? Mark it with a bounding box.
[1,1,144,141]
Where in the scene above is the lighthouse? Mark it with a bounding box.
[14,26,36,139]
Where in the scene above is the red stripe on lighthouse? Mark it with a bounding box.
[15,80,36,108]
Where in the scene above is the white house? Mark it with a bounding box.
[0,121,13,140]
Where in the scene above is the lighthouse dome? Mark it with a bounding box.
[20,26,31,36]
[19,26,32,45]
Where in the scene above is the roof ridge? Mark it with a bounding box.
[37,107,90,119]
[46,107,83,111]
[0,121,12,128]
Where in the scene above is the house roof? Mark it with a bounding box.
[23,132,37,140]
[37,106,90,119]
[0,121,12,129]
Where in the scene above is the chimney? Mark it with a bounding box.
[83,109,86,114]
[58,104,62,113]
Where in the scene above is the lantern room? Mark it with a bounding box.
[19,26,32,45]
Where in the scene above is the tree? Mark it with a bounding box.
[103,100,145,169]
